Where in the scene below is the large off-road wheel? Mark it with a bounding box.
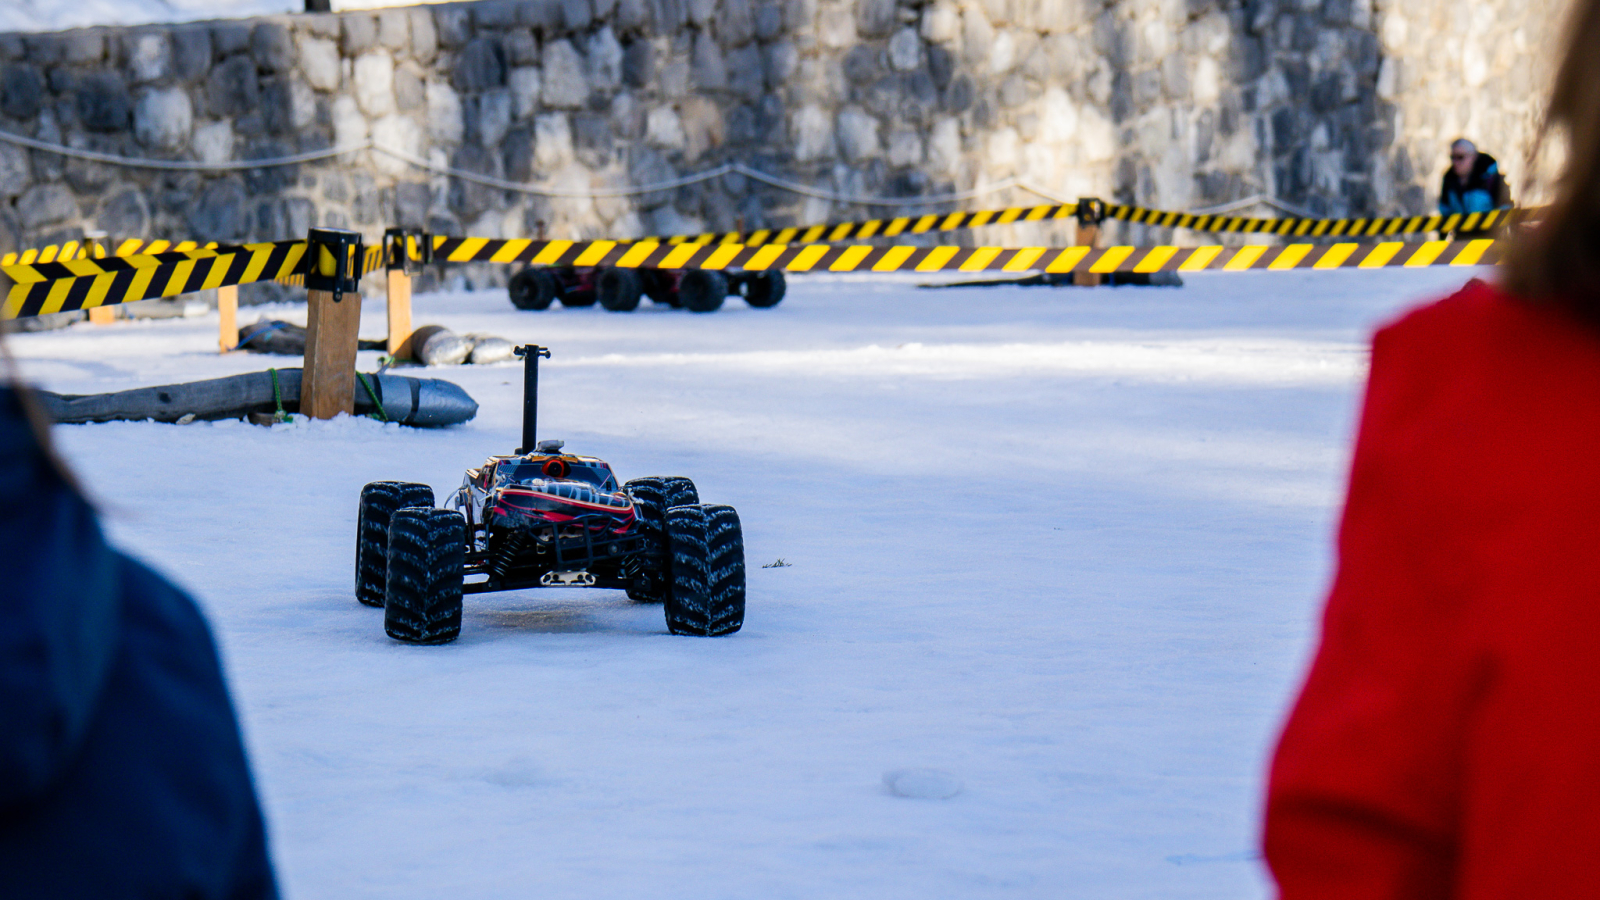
[664,504,745,636]
[623,476,699,603]
[678,270,727,313]
[597,267,643,312]
[743,271,786,308]
[383,508,466,644]
[356,481,434,607]
[509,268,562,310]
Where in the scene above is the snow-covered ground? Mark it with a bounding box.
[0,0,447,34]
[7,268,1475,898]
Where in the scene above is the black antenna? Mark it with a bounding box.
[512,345,551,454]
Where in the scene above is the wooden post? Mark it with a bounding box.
[386,269,413,359]
[302,289,363,419]
[217,284,239,352]
[1073,221,1102,287]
[87,306,117,325]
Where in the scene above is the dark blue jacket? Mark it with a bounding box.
[0,387,276,898]
[1438,152,1510,216]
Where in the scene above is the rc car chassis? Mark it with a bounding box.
[508,265,786,313]
[356,344,746,643]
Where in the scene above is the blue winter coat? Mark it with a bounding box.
[1438,152,1510,216]
[0,387,276,898]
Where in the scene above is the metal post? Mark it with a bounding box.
[514,345,551,454]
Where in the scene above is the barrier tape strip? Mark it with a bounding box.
[3,241,306,320]
[656,204,1526,246]
[273,245,385,287]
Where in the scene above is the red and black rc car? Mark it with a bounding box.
[508,265,785,313]
[354,345,745,644]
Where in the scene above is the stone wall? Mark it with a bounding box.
[0,0,1563,281]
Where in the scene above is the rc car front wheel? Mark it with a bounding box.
[664,504,745,636]
[678,270,727,313]
[624,476,699,603]
[743,271,786,308]
[508,267,563,310]
[356,481,434,607]
[383,507,466,644]
[597,268,642,311]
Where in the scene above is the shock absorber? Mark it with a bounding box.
[489,530,531,582]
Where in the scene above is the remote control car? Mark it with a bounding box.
[354,345,745,644]
[508,265,785,313]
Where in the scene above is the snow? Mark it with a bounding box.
[6,267,1478,898]
[0,0,450,34]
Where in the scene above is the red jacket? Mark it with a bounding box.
[1265,279,1600,899]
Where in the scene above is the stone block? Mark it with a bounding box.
[0,34,21,61]
[188,178,246,242]
[395,181,430,229]
[533,112,574,168]
[719,0,756,46]
[300,14,340,38]
[926,42,953,89]
[843,45,878,83]
[19,183,79,230]
[588,27,624,91]
[300,36,341,91]
[756,2,785,40]
[454,38,507,93]
[542,40,589,108]
[263,76,316,134]
[623,40,653,88]
[469,90,514,146]
[679,96,723,160]
[505,31,538,66]
[134,87,193,150]
[371,114,421,175]
[411,9,439,62]
[594,0,619,22]
[207,54,259,117]
[998,74,1027,107]
[725,45,763,100]
[857,0,896,37]
[95,188,149,240]
[193,120,235,165]
[509,67,542,118]
[341,15,378,56]
[1,65,43,120]
[502,124,534,181]
[434,5,473,48]
[213,21,253,56]
[617,0,652,32]
[888,28,920,71]
[564,0,595,30]
[886,128,922,166]
[125,31,172,85]
[172,26,214,82]
[473,1,523,28]
[76,73,131,133]
[0,142,30,199]
[332,94,368,147]
[835,105,879,160]
[961,6,993,66]
[62,31,105,65]
[819,3,857,47]
[691,32,727,90]
[253,23,295,72]
[355,51,397,116]
[687,0,716,26]
[646,105,686,149]
[763,40,797,88]
[21,35,63,67]
[396,66,425,110]
[573,112,612,165]
[427,80,463,143]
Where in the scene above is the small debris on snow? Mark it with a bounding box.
[761,558,792,568]
[883,769,962,800]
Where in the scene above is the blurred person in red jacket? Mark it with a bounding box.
[1263,0,1600,896]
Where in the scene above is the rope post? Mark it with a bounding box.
[301,228,365,420]
[1074,197,1107,287]
[383,228,418,359]
[217,285,239,352]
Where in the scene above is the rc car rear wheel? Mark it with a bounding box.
[509,268,564,310]
[624,476,699,603]
[678,270,727,313]
[356,481,434,607]
[597,267,642,312]
[743,271,786,308]
[383,508,466,644]
[664,504,745,636]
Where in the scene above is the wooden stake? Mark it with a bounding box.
[217,284,239,352]
[87,306,117,325]
[1073,221,1103,287]
[386,269,414,359]
[301,289,363,419]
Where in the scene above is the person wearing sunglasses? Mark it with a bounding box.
[1438,138,1512,236]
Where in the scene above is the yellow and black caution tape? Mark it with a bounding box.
[0,237,239,268]
[3,241,306,320]
[272,244,385,288]
[429,235,1502,274]
[654,203,1526,246]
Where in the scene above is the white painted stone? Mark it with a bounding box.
[587,27,624,91]
[1078,104,1115,163]
[509,67,542,120]
[961,4,993,67]
[372,114,420,176]
[1193,56,1219,106]
[835,105,880,161]
[299,36,341,91]
[128,32,170,84]
[1381,13,1407,53]
[1038,87,1077,145]
[887,129,923,166]
[192,121,234,166]
[534,113,575,168]
[543,40,589,108]
[818,5,857,48]
[426,81,461,144]
[679,97,724,161]
[927,116,961,175]
[1463,40,1488,88]
[354,52,396,117]
[646,106,687,149]
[888,28,921,72]
[1377,57,1399,101]
[792,104,834,162]
[990,29,1015,74]
[920,2,959,42]
[986,126,1018,176]
[133,87,192,151]
[333,95,370,148]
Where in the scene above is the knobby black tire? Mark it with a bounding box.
[383,508,466,644]
[597,267,643,312]
[744,271,786,308]
[624,476,699,603]
[356,481,434,607]
[509,268,561,310]
[678,270,727,313]
[664,504,745,636]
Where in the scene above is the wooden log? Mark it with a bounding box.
[218,284,239,352]
[87,305,117,325]
[386,269,414,359]
[301,288,362,419]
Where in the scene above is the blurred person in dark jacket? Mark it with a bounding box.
[0,330,277,899]
[1438,138,1512,235]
